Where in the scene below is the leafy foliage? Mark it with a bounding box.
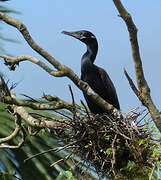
[114,120,161,180]
[0,103,75,179]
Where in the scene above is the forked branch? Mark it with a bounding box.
[113,0,161,131]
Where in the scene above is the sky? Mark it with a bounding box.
[0,0,161,113]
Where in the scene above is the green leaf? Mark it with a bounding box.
[105,148,112,156]
[66,171,75,180]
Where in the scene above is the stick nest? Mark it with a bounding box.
[52,108,152,177]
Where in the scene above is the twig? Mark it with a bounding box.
[124,69,140,99]
[50,153,72,167]
[125,107,139,116]
[24,141,77,163]
[1,54,66,76]
[68,84,75,106]
[136,111,150,126]
[0,74,11,96]
[111,134,117,177]
[54,110,73,120]
[29,112,72,128]
[68,84,76,116]
[80,100,90,120]
[107,117,131,140]
[0,92,75,112]
[21,93,40,103]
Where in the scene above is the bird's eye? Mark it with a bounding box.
[85,33,90,38]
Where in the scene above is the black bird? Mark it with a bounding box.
[62,30,120,114]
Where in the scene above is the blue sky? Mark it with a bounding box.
[1,0,161,112]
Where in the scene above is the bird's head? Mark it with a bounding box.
[61,30,96,45]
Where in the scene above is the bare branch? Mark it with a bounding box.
[12,105,71,130]
[50,154,72,167]
[81,100,90,119]
[0,13,64,71]
[124,69,140,98]
[113,0,161,131]
[24,141,77,163]
[0,93,74,112]
[68,84,77,117]
[113,0,148,92]
[0,54,66,77]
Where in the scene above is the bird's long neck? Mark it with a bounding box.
[81,41,98,73]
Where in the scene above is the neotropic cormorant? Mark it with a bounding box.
[62,30,120,114]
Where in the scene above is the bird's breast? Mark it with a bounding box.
[81,70,102,92]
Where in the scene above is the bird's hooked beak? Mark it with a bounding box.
[61,31,84,40]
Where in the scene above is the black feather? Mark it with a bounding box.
[62,30,120,114]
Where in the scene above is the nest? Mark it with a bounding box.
[51,107,152,178]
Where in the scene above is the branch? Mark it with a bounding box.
[113,0,161,131]
[24,141,77,163]
[0,54,66,77]
[113,0,148,92]
[124,69,140,98]
[0,93,75,112]
[0,75,74,132]
[11,105,71,129]
[0,13,64,71]
[0,12,121,117]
